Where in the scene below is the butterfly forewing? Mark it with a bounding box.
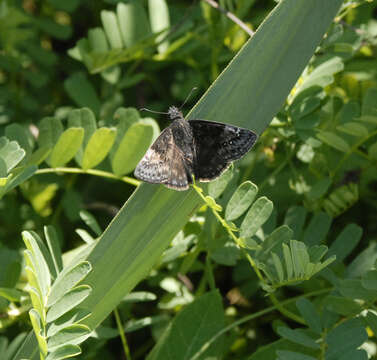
[189,120,257,181]
[134,126,190,190]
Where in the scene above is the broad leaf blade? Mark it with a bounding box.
[47,285,92,323]
[240,196,273,238]
[49,128,84,168]
[82,128,116,170]
[225,181,258,220]
[147,291,225,360]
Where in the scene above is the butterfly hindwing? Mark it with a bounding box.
[189,120,257,181]
[134,127,190,190]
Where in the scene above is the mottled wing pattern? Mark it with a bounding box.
[134,127,190,190]
[189,120,257,181]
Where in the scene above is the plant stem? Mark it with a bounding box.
[114,307,132,360]
[35,167,141,187]
[201,0,254,36]
[269,292,305,325]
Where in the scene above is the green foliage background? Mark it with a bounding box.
[0,0,377,359]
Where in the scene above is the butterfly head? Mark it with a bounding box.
[168,106,184,121]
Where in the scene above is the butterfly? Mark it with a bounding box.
[134,106,258,191]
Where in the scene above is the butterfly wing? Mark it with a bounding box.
[189,120,257,181]
[134,127,190,190]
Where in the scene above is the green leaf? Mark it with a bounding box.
[111,121,154,175]
[296,57,343,94]
[47,324,91,350]
[0,165,37,198]
[47,309,91,338]
[238,237,261,250]
[290,240,308,278]
[291,96,321,121]
[101,10,123,49]
[361,270,377,291]
[302,212,331,247]
[49,128,84,168]
[67,108,97,165]
[256,225,293,262]
[148,0,170,54]
[47,262,92,307]
[117,2,151,48]
[29,309,47,356]
[272,253,284,282]
[325,318,367,360]
[22,231,51,299]
[82,127,116,170]
[277,351,316,360]
[47,285,92,322]
[368,141,377,159]
[323,183,358,217]
[358,115,377,125]
[28,147,51,166]
[338,350,368,360]
[284,206,307,239]
[362,88,377,116]
[29,287,45,323]
[338,279,377,302]
[240,196,273,238]
[45,344,81,360]
[5,123,32,155]
[327,224,362,262]
[225,181,258,220]
[88,27,109,53]
[277,327,319,349]
[79,210,102,236]
[0,287,24,302]
[44,225,63,276]
[316,131,350,152]
[336,122,369,137]
[122,291,157,303]
[0,137,25,172]
[64,73,101,115]
[283,243,293,280]
[307,177,331,200]
[3,333,28,360]
[147,291,225,360]
[324,295,362,316]
[208,166,234,199]
[296,298,322,333]
[347,242,377,278]
[211,242,240,266]
[38,117,64,151]
[124,315,167,333]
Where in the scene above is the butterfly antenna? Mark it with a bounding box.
[139,108,169,115]
[179,87,198,110]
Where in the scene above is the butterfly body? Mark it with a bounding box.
[134,106,257,191]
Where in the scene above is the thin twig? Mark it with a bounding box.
[114,308,132,360]
[202,0,254,37]
[35,167,140,187]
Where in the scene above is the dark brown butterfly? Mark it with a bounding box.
[134,106,258,191]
